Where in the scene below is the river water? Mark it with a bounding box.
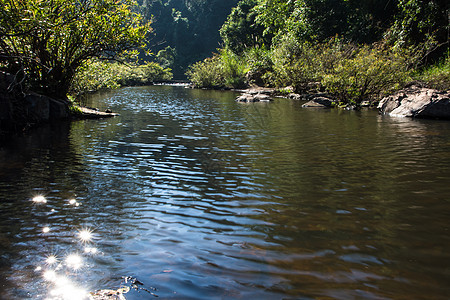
[0,86,449,299]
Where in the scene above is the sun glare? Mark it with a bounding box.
[78,228,94,243]
[84,247,98,255]
[46,255,58,265]
[65,254,83,270]
[32,195,47,204]
[48,275,89,300]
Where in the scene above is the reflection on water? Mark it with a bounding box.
[1,86,450,299]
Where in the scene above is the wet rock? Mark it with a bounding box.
[254,93,272,101]
[89,287,129,300]
[236,92,272,103]
[378,86,450,119]
[302,96,334,108]
[80,107,119,118]
[288,93,302,100]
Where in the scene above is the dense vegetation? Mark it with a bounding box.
[187,0,449,106]
[139,0,239,77]
[0,0,152,99]
[1,0,448,107]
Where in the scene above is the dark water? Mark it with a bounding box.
[1,86,449,299]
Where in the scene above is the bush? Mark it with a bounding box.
[186,48,248,89]
[321,45,411,105]
[264,34,323,92]
[244,46,273,86]
[186,55,224,89]
[416,55,450,91]
[70,60,172,96]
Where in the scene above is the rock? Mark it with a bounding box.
[89,287,129,300]
[378,86,450,119]
[24,93,50,121]
[236,94,254,102]
[288,93,302,100]
[49,98,70,119]
[254,93,272,101]
[302,96,334,108]
[236,93,272,103]
[80,107,118,118]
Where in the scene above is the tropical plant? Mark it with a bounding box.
[0,0,151,98]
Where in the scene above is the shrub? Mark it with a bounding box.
[264,34,322,92]
[321,46,411,105]
[416,55,450,91]
[186,55,224,89]
[70,60,172,96]
[244,46,274,86]
[186,48,248,89]
[219,48,248,89]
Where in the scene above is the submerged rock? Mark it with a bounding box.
[378,86,450,119]
[89,287,129,300]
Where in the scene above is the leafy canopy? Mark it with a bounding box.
[0,0,151,98]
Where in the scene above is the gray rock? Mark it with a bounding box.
[254,93,272,101]
[302,96,334,108]
[288,93,302,100]
[236,93,272,103]
[49,98,70,119]
[24,93,50,121]
[378,86,450,119]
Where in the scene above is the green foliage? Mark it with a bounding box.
[322,46,411,105]
[186,48,248,89]
[244,46,273,86]
[142,0,239,77]
[416,55,450,91]
[70,60,172,96]
[220,48,248,89]
[0,0,150,98]
[186,56,224,89]
[389,0,448,49]
[265,34,321,91]
[220,0,267,53]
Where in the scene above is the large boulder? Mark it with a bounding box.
[378,86,450,119]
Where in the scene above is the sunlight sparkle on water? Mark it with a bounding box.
[84,247,98,254]
[78,228,94,243]
[43,226,50,233]
[47,275,89,300]
[68,199,80,206]
[65,254,83,270]
[43,270,57,282]
[32,195,47,204]
[46,255,58,265]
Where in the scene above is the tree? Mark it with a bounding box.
[0,0,151,98]
[220,0,268,53]
[389,0,449,61]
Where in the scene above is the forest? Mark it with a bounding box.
[187,0,449,105]
[0,0,449,106]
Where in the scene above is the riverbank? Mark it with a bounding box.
[231,83,450,119]
[0,88,117,140]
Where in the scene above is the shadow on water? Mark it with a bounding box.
[0,86,450,299]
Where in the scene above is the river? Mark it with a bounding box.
[0,85,449,299]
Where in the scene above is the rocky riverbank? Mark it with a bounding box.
[234,84,450,119]
[0,72,117,138]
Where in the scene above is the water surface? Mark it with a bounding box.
[1,86,449,299]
